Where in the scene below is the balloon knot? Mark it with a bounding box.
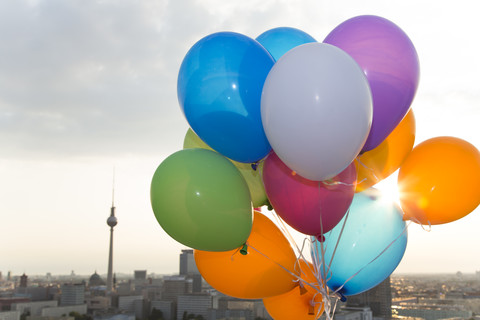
[265,199,273,211]
[240,243,248,255]
[251,162,258,171]
[338,291,347,302]
[299,282,308,295]
[316,234,325,242]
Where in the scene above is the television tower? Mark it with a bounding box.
[106,171,117,294]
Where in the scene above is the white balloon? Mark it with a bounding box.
[261,42,372,181]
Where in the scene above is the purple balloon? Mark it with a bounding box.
[262,152,356,236]
[324,15,420,152]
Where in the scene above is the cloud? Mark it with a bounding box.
[0,0,188,159]
[1,0,478,162]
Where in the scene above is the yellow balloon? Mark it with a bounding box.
[183,128,268,207]
[355,109,416,192]
[398,136,480,225]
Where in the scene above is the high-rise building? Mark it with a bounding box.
[346,276,392,319]
[60,283,85,306]
[106,173,118,294]
[19,274,27,288]
[179,250,202,293]
[179,250,199,276]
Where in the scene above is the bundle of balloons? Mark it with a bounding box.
[150,15,480,320]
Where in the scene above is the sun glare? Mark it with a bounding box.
[375,174,401,205]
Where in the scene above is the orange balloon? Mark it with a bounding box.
[398,136,480,225]
[263,260,325,320]
[194,211,298,299]
[355,109,416,192]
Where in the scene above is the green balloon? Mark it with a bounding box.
[151,148,253,251]
[183,128,268,207]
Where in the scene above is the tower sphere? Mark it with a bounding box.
[107,216,118,227]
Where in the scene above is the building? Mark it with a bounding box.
[11,301,58,317]
[85,296,110,313]
[329,307,373,320]
[93,313,135,320]
[115,282,134,296]
[0,311,19,320]
[176,294,212,320]
[41,305,87,317]
[133,272,146,282]
[150,301,173,320]
[28,316,73,320]
[207,308,254,320]
[162,276,192,302]
[393,304,472,320]
[117,296,143,313]
[346,277,392,319]
[19,275,27,288]
[179,250,202,293]
[0,298,31,312]
[88,272,106,288]
[133,271,147,295]
[179,250,199,276]
[14,286,59,302]
[60,284,85,306]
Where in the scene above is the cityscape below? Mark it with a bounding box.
[1,250,479,320]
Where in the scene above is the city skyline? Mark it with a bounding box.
[0,0,479,276]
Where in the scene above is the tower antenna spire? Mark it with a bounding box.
[112,166,115,207]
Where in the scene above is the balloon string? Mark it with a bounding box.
[246,241,331,311]
[245,243,302,283]
[267,211,324,294]
[314,181,336,319]
[327,219,410,297]
[246,237,329,308]
[270,211,312,264]
[355,157,380,183]
[406,215,432,232]
[325,207,351,281]
[322,180,356,187]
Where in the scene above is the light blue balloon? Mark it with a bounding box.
[177,32,274,163]
[312,189,407,296]
[256,27,317,61]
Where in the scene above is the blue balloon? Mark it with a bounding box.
[312,189,407,296]
[256,27,317,61]
[177,32,274,163]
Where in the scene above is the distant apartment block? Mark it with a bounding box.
[11,301,58,316]
[41,305,87,317]
[84,296,110,312]
[0,311,20,320]
[176,294,212,320]
[117,296,142,313]
[60,284,85,306]
[393,304,473,320]
[162,276,192,302]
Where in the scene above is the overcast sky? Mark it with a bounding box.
[0,0,479,277]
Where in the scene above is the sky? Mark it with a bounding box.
[0,0,479,277]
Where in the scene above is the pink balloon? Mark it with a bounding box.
[263,152,356,236]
